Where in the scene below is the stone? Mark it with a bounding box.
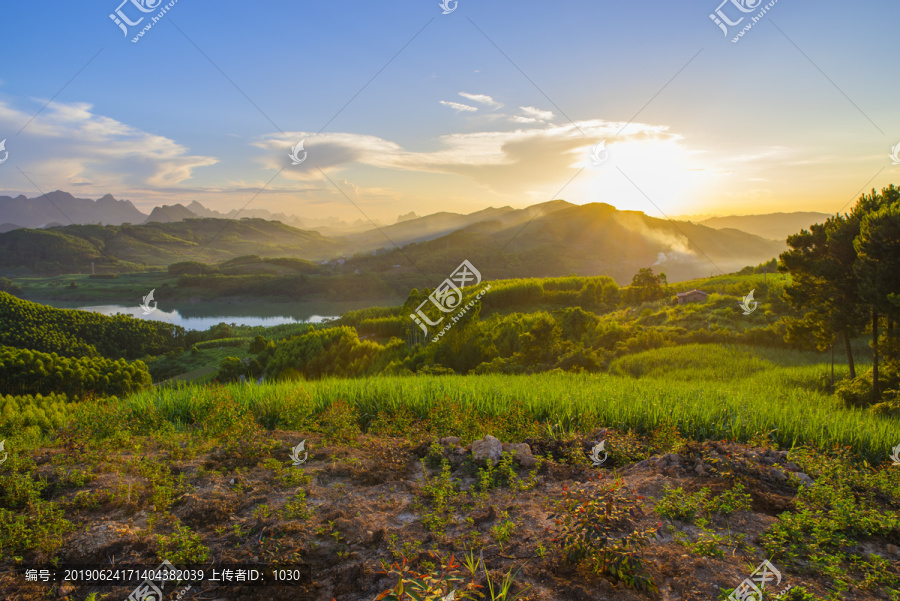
[663,453,683,465]
[501,442,536,467]
[471,435,503,466]
[517,453,537,468]
[770,468,787,481]
[796,472,813,486]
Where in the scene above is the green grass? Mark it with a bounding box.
[13,271,175,302]
[118,344,896,464]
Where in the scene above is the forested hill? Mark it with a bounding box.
[347,203,786,284]
[0,218,341,273]
[0,291,185,359]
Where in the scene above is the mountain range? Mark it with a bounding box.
[1,192,834,243]
[0,195,793,283]
[698,212,831,241]
[0,191,371,233]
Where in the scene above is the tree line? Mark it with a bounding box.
[0,346,152,398]
[779,185,900,405]
[0,291,186,359]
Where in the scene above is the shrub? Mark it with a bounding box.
[551,478,657,591]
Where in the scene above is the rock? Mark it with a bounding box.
[501,442,536,467]
[796,472,813,486]
[694,463,705,476]
[517,453,537,468]
[471,435,503,466]
[501,442,529,455]
[770,468,787,481]
[439,436,461,447]
[663,453,683,465]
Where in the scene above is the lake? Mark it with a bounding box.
[43,299,402,331]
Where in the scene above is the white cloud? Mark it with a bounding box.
[0,99,217,189]
[439,100,478,113]
[458,92,503,109]
[255,119,675,196]
[512,106,555,123]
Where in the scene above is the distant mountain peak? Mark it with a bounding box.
[144,203,198,224]
[0,191,147,230]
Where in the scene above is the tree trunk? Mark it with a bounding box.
[886,317,897,360]
[873,308,879,400]
[843,329,856,379]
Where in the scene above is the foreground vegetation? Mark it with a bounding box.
[1,365,897,599]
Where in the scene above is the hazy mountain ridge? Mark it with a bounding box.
[0,191,145,228]
[0,218,341,272]
[345,202,787,284]
[0,192,810,282]
[699,212,831,241]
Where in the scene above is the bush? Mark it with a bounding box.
[551,478,657,591]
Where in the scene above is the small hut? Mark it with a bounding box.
[676,289,708,304]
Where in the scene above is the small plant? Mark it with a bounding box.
[655,485,707,523]
[490,512,517,551]
[376,552,480,601]
[281,489,312,521]
[551,478,658,591]
[425,440,446,469]
[417,459,458,535]
[155,521,209,565]
[712,482,752,516]
[690,531,725,558]
[321,399,361,444]
[648,422,686,454]
[327,521,344,545]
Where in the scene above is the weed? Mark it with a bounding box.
[155,520,210,565]
[425,440,446,469]
[417,459,458,536]
[320,399,360,444]
[376,552,479,601]
[648,421,686,454]
[655,485,706,523]
[0,500,74,560]
[490,512,517,551]
[689,531,725,558]
[712,482,753,516]
[281,489,312,521]
[551,478,657,591]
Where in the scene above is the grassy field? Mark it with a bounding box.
[118,343,894,464]
[13,271,176,302]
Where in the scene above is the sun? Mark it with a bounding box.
[571,136,721,217]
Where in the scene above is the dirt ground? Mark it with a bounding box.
[2,429,898,601]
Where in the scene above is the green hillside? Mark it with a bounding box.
[0,218,341,274]
[0,291,185,359]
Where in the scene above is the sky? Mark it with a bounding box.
[0,0,898,225]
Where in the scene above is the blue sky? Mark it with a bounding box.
[0,0,898,223]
